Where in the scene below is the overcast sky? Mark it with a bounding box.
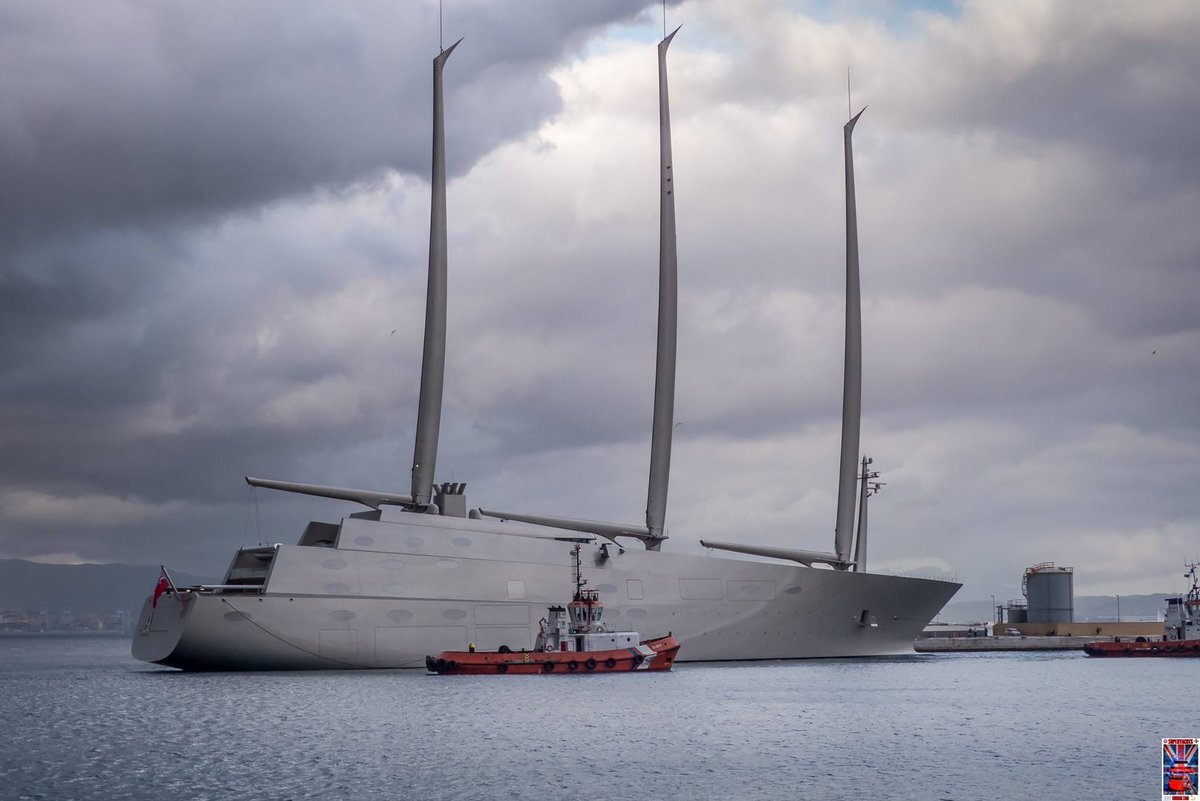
[2,0,1197,606]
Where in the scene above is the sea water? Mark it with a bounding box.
[0,635,1191,801]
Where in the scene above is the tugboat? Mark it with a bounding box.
[426,545,680,675]
[1084,563,1200,657]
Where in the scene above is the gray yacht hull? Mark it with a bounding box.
[133,510,958,670]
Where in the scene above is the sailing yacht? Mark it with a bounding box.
[133,32,958,671]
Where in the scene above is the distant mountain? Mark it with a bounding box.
[0,559,215,615]
[941,593,1174,624]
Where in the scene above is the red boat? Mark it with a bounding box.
[1083,639,1200,657]
[1085,563,1200,658]
[425,633,680,675]
[427,544,681,675]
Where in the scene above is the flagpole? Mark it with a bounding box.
[161,564,180,599]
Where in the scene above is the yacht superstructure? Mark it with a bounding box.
[133,30,958,671]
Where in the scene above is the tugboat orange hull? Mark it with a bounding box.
[1084,639,1200,657]
[426,634,680,675]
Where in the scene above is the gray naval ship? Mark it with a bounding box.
[134,30,959,670]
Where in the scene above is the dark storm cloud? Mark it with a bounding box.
[0,0,649,241]
[0,0,656,422]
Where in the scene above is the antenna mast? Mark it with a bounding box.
[847,67,852,120]
[572,544,587,601]
[853,456,883,572]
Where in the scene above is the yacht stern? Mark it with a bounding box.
[131,592,194,664]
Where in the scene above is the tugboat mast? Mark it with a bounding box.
[571,544,588,602]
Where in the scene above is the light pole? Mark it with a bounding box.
[1116,594,1121,623]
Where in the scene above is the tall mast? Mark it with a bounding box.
[410,40,461,507]
[645,26,682,549]
[477,29,682,550]
[698,105,882,569]
[833,106,866,565]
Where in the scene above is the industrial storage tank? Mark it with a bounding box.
[1023,563,1073,623]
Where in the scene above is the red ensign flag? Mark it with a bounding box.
[152,571,171,608]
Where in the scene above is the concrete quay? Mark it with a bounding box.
[915,635,1108,652]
